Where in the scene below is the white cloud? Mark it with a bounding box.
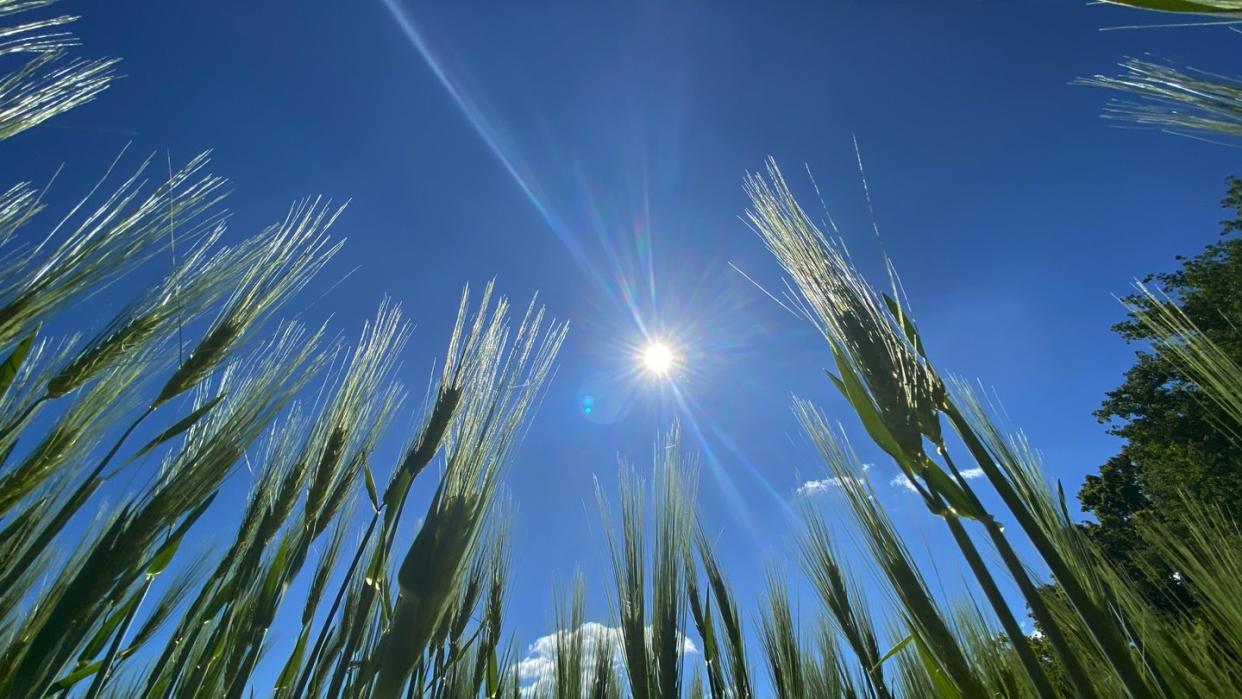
[796,477,852,495]
[890,473,919,493]
[796,464,872,496]
[891,468,985,493]
[516,622,697,696]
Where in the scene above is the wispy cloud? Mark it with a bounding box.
[516,622,697,696]
[796,464,872,496]
[796,476,854,495]
[890,473,919,493]
[891,467,985,493]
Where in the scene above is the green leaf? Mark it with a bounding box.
[1102,0,1242,13]
[688,578,725,696]
[485,647,499,697]
[870,633,913,673]
[0,439,16,469]
[882,293,925,357]
[49,659,104,692]
[260,537,295,607]
[275,627,311,694]
[145,530,184,578]
[923,464,986,520]
[145,492,216,581]
[0,333,35,397]
[79,592,142,661]
[364,462,379,512]
[826,350,914,470]
[1057,479,1072,523]
[913,633,962,699]
[126,395,225,464]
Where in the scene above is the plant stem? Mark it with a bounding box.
[0,404,154,594]
[940,509,1061,699]
[943,401,1163,699]
[0,392,48,443]
[83,575,152,699]
[291,511,380,699]
[937,446,1097,698]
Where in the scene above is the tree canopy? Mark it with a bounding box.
[1079,176,1242,612]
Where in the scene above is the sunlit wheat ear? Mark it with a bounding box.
[599,462,651,699]
[19,325,328,698]
[685,571,721,699]
[797,507,893,699]
[466,515,510,697]
[588,624,622,699]
[376,285,492,519]
[650,424,695,699]
[0,2,116,141]
[0,333,71,449]
[148,321,323,517]
[757,569,805,699]
[0,182,43,251]
[744,159,945,472]
[189,407,309,610]
[371,291,564,698]
[42,224,239,399]
[596,423,695,699]
[0,340,154,516]
[0,150,229,347]
[1077,59,1242,139]
[752,159,1164,695]
[807,619,853,698]
[154,198,343,407]
[692,529,753,699]
[304,300,408,534]
[167,381,318,626]
[545,573,588,698]
[376,284,558,551]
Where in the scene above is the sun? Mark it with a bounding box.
[641,342,676,375]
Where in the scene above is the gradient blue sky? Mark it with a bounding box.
[7,0,1241,687]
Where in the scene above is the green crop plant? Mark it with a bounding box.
[3,2,1242,697]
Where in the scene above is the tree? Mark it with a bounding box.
[1078,175,1242,613]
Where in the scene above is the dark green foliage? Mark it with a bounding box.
[1080,175,1242,614]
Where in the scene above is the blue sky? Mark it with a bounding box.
[6,0,1242,687]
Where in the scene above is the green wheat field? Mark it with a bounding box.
[2,1,1242,697]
